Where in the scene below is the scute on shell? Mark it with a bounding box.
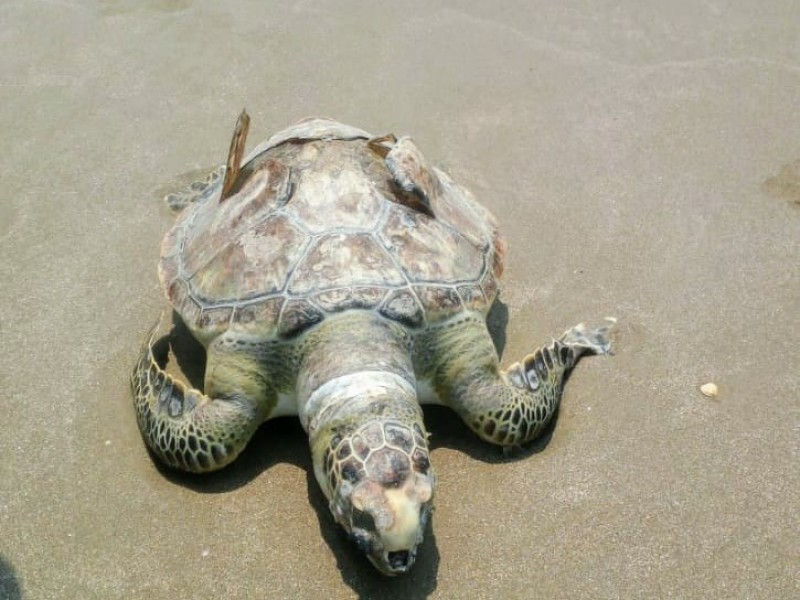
[160,117,504,339]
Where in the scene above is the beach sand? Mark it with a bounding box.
[1,1,798,598]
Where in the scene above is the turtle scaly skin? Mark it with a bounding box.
[131,319,265,472]
[132,111,613,575]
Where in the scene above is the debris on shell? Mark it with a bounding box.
[699,382,718,398]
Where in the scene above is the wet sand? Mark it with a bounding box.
[1,1,798,598]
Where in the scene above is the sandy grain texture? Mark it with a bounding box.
[1,1,798,598]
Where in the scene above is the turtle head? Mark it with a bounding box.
[319,420,436,575]
[343,466,434,575]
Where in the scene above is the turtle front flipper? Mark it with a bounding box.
[130,324,264,473]
[426,316,614,449]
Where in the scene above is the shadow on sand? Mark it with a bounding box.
[0,555,23,600]
[149,299,558,598]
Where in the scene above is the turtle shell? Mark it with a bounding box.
[159,118,505,341]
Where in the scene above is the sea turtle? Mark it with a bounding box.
[131,111,613,575]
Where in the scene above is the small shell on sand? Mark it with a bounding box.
[700,382,718,398]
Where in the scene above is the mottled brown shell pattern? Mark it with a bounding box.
[159,119,504,340]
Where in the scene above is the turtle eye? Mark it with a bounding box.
[349,525,373,554]
[351,506,375,532]
[349,508,375,554]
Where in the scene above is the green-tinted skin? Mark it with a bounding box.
[417,313,613,447]
[132,309,611,574]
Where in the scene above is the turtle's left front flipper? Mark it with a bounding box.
[429,317,614,448]
[130,324,264,473]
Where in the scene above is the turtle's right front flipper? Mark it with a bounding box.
[130,324,263,473]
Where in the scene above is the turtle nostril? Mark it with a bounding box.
[387,550,410,570]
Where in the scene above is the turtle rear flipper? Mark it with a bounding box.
[162,109,251,212]
[164,165,225,213]
[370,134,438,217]
[220,109,251,202]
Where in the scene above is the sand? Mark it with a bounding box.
[1,1,798,598]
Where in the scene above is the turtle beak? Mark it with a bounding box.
[368,547,418,575]
[386,548,417,574]
[387,549,413,571]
